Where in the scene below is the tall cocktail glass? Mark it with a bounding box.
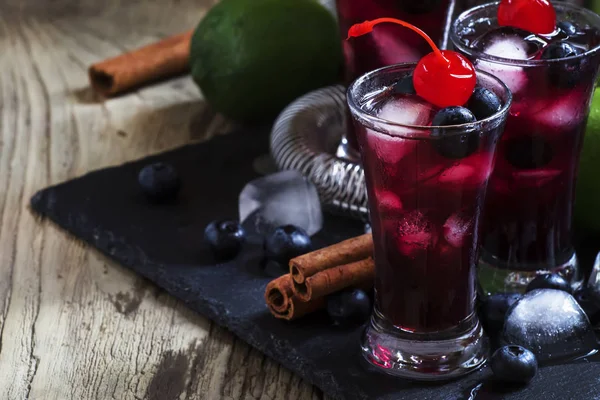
[451,1,600,293]
[347,63,511,379]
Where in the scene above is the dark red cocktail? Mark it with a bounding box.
[347,17,511,376]
[452,1,600,293]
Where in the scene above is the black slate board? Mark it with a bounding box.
[30,127,600,400]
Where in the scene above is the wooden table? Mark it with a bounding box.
[0,0,328,398]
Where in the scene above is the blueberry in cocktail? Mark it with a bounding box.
[347,19,511,379]
[451,0,600,293]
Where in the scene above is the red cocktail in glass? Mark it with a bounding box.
[451,1,600,293]
[348,60,511,378]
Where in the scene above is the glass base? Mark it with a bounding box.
[477,249,582,296]
[361,310,488,381]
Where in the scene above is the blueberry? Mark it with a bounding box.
[264,225,312,266]
[504,136,553,169]
[491,345,538,384]
[138,162,181,202]
[467,87,502,120]
[557,21,579,37]
[204,220,246,260]
[431,106,479,159]
[400,0,441,14]
[479,293,522,335]
[393,75,416,95]
[326,288,371,326]
[573,287,600,324]
[541,41,584,88]
[526,273,572,294]
[541,41,581,60]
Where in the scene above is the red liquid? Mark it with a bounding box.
[336,0,450,82]
[355,94,503,332]
[337,0,451,154]
[456,25,600,268]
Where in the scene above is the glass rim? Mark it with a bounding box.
[450,1,600,67]
[346,62,512,136]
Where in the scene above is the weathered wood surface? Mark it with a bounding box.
[0,0,326,398]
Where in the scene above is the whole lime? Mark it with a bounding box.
[190,0,343,122]
[575,88,600,232]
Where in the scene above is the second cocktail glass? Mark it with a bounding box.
[347,63,512,379]
[451,1,600,293]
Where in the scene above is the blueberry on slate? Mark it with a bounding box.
[264,225,312,266]
[541,41,584,88]
[327,288,371,326]
[431,106,479,159]
[479,293,522,335]
[491,345,538,384]
[526,273,572,294]
[467,87,502,120]
[204,220,246,260]
[138,162,181,202]
[557,21,579,37]
[573,287,600,324]
[393,75,416,95]
[504,136,553,169]
[400,0,441,14]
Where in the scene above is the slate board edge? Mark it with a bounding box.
[29,176,357,400]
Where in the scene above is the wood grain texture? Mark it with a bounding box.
[0,0,328,398]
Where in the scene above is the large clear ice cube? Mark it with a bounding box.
[239,170,323,236]
[503,289,597,361]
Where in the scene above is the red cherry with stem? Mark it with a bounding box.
[347,18,476,108]
[498,0,556,35]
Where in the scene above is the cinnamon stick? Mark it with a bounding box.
[293,257,375,302]
[89,30,193,97]
[289,233,373,284]
[265,275,325,320]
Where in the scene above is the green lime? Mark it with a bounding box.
[575,88,600,231]
[190,0,343,122]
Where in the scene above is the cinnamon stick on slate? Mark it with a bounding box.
[88,30,193,96]
[266,234,375,321]
[289,233,373,284]
[265,275,325,321]
[293,257,375,302]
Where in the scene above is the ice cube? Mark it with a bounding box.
[443,211,474,248]
[511,169,561,189]
[378,95,435,127]
[376,190,403,215]
[438,153,492,188]
[474,26,546,60]
[472,27,546,94]
[395,210,438,258]
[239,170,323,236]
[366,129,417,165]
[529,91,585,131]
[503,289,597,361]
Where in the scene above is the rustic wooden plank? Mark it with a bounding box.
[0,0,328,398]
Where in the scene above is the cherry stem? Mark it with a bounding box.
[347,18,449,64]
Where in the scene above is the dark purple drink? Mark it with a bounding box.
[452,2,600,293]
[348,63,511,378]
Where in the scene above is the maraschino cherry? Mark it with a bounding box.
[497,0,556,35]
[347,18,476,108]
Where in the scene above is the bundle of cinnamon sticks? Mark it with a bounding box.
[265,233,375,321]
